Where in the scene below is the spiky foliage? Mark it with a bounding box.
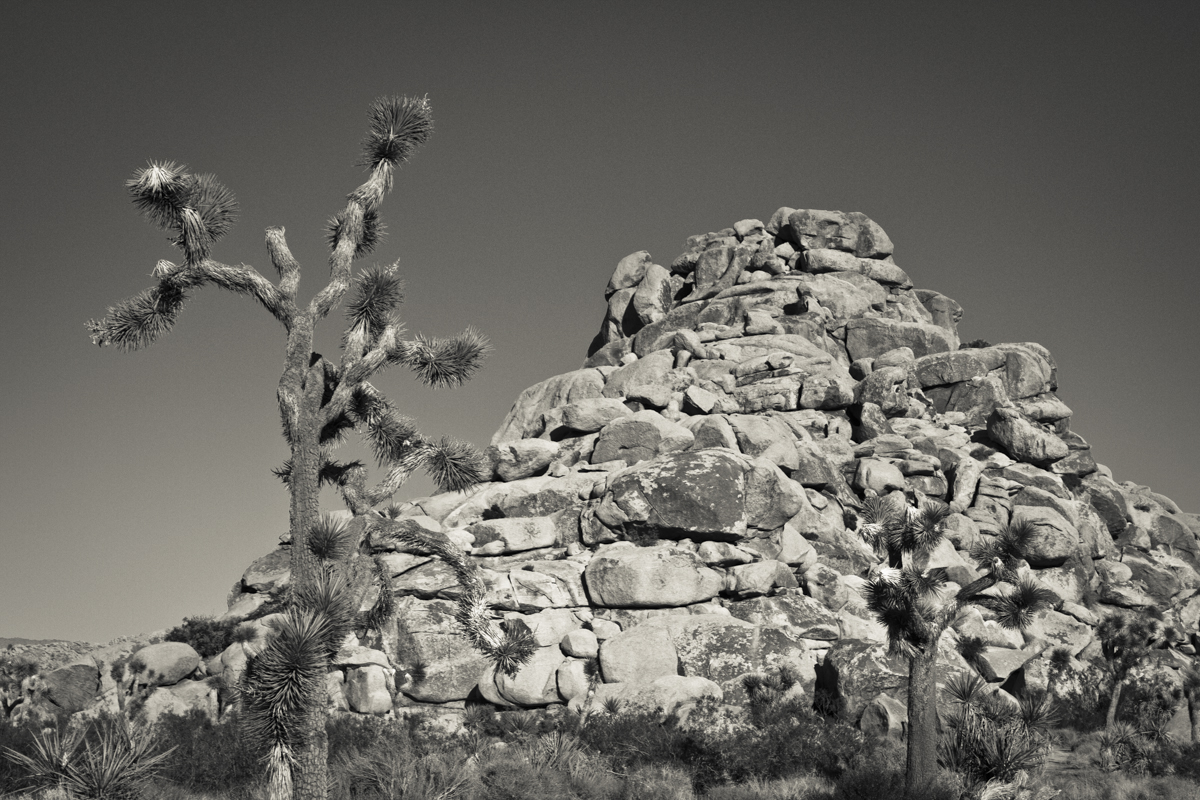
[239,570,358,767]
[345,264,404,341]
[957,635,988,671]
[271,451,362,487]
[398,328,491,389]
[327,209,385,258]
[306,514,353,562]
[1097,614,1162,730]
[3,716,176,800]
[855,493,901,554]
[418,436,490,493]
[361,95,434,172]
[976,578,1061,631]
[943,671,988,708]
[968,518,1041,583]
[940,686,1056,789]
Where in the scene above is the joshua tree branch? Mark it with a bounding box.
[266,227,302,302]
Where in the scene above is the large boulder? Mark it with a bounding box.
[142,678,220,725]
[584,545,724,608]
[129,643,201,688]
[725,589,841,641]
[41,660,100,713]
[591,411,695,467]
[594,450,805,542]
[1012,507,1079,568]
[492,369,606,443]
[845,318,958,361]
[987,408,1069,465]
[816,639,908,721]
[491,646,568,707]
[599,624,679,684]
[346,665,393,714]
[241,548,290,593]
[391,598,492,703]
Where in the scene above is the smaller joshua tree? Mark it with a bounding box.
[1096,613,1162,730]
[856,495,1057,798]
[0,649,38,719]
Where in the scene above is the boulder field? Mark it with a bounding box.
[25,208,1200,734]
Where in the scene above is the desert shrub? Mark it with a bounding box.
[151,709,258,795]
[589,696,867,791]
[1049,653,1110,732]
[1038,765,1200,800]
[622,763,696,800]
[938,676,1055,789]
[476,752,574,800]
[0,717,50,794]
[579,708,688,774]
[164,616,240,659]
[331,744,474,800]
[959,339,992,350]
[1120,665,1183,732]
[2,712,174,799]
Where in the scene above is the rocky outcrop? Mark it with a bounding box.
[52,208,1198,735]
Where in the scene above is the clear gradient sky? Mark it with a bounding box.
[2,1,1197,643]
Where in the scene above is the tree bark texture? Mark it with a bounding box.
[905,650,939,799]
[291,710,329,800]
[1106,680,1122,729]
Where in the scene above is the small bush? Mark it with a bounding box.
[959,339,992,350]
[151,709,259,795]
[164,616,240,659]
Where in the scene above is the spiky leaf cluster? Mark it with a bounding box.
[126,163,237,264]
[862,569,939,657]
[975,578,1059,631]
[345,264,404,341]
[86,283,188,351]
[307,514,354,562]
[417,436,490,494]
[1097,615,1161,678]
[398,328,491,389]
[361,95,434,171]
[239,571,358,756]
[271,451,362,487]
[968,518,1042,582]
[364,516,535,677]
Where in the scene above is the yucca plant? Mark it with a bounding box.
[858,497,1058,798]
[89,95,535,800]
[3,716,176,799]
[939,675,1057,797]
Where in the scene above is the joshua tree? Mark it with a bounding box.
[1096,613,1161,730]
[0,650,38,719]
[857,495,1057,798]
[88,95,535,800]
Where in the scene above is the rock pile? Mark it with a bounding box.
[25,208,1200,734]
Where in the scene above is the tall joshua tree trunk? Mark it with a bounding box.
[1106,680,1123,730]
[906,648,939,798]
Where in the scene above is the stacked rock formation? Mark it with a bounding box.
[26,208,1199,734]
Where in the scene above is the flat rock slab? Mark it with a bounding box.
[584,545,724,608]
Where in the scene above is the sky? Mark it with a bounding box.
[1,1,1197,643]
